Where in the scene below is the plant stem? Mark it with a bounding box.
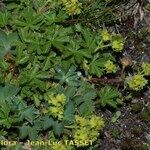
[88,77,123,85]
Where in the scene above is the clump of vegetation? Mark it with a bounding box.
[141,62,150,76]
[104,60,117,73]
[0,0,149,149]
[62,0,82,16]
[44,93,67,120]
[73,115,104,146]
[126,62,150,91]
[127,74,148,91]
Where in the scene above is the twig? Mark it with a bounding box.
[87,77,123,85]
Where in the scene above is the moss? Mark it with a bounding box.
[138,110,150,122]
[121,137,148,150]
[132,127,142,136]
[121,137,134,150]
[131,102,144,113]
[111,128,121,139]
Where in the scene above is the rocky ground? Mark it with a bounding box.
[98,1,150,149]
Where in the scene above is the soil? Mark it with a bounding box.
[98,94,150,150]
[97,1,150,149]
[0,1,149,150]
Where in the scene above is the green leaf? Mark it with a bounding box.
[19,124,30,139]
[37,72,50,79]
[0,84,19,102]
[64,101,75,123]
[46,26,72,50]
[53,121,64,136]
[81,28,97,53]
[19,124,39,140]
[78,89,96,116]
[79,98,94,116]
[33,94,41,107]
[44,10,68,24]
[42,116,54,130]
[29,127,39,140]
[0,30,18,58]
[65,86,76,99]
[83,88,97,100]
[0,12,10,27]
[0,85,20,128]
[55,66,80,86]
[111,111,121,123]
[15,46,29,65]
[72,82,97,116]
[19,63,50,87]
[98,86,122,108]
[14,7,43,30]
[89,53,115,77]
[42,55,53,71]
[19,106,39,123]
[64,40,91,64]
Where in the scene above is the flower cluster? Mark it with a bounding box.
[73,115,104,147]
[127,74,148,91]
[111,34,124,52]
[99,29,124,52]
[47,94,66,120]
[100,29,111,42]
[104,60,117,73]
[141,62,150,76]
[62,0,82,16]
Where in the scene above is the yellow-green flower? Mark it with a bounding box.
[46,94,66,120]
[48,94,66,107]
[127,74,148,91]
[89,130,100,141]
[104,60,117,73]
[100,29,111,41]
[89,115,105,130]
[48,97,58,107]
[62,0,82,16]
[73,115,104,147]
[49,107,64,120]
[75,115,88,127]
[141,62,150,76]
[112,35,124,52]
[74,128,89,142]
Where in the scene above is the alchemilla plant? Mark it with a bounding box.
[0,0,149,150]
[62,0,82,15]
[127,74,148,91]
[126,62,150,91]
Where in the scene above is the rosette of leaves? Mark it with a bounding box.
[0,85,40,132]
[55,65,80,86]
[0,11,10,27]
[14,7,44,31]
[98,85,122,108]
[0,85,20,128]
[0,85,35,129]
[89,53,115,77]
[18,63,52,106]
